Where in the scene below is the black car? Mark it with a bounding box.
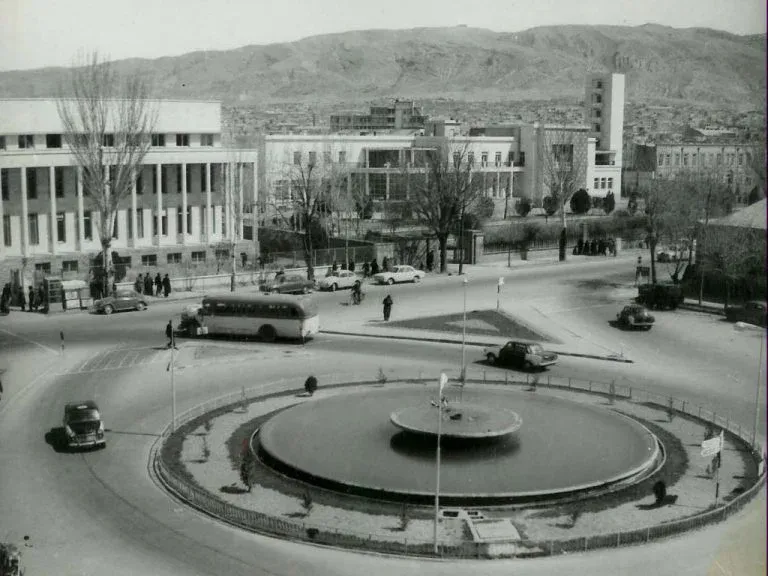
[63,400,105,449]
[617,305,655,330]
[483,341,558,371]
[637,283,684,310]
[725,301,767,327]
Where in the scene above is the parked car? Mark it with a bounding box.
[372,265,425,285]
[63,400,105,449]
[725,301,767,327]
[259,274,315,295]
[617,304,655,330]
[317,270,359,291]
[637,282,684,310]
[92,289,148,315]
[483,341,558,371]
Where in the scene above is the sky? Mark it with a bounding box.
[1,0,765,72]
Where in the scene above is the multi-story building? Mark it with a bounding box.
[330,100,427,133]
[0,99,258,279]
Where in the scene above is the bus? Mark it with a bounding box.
[188,294,320,342]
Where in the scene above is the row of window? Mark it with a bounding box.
[658,151,749,168]
[290,149,518,168]
[140,251,207,267]
[0,133,215,150]
[593,177,614,190]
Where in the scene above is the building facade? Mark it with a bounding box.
[0,99,258,279]
[330,100,427,133]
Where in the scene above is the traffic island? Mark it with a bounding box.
[152,371,765,559]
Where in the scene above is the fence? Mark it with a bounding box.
[152,367,765,559]
[262,245,377,269]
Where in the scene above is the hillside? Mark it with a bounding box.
[0,24,764,108]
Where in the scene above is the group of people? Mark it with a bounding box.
[134,273,172,298]
[0,283,48,313]
[574,237,616,257]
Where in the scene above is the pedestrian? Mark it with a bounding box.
[155,273,162,297]
[165,319,177,349]
[332,261,338,274]
[163,274,172,298]
[382,256,390,272]
[370,258,379,276]
[0,376,3,402]
[426,250,435,272]
[349,260,356,273]
[143,274,151,295]
[362,261,370,278]
[135,274,143,294]
[382,294,393,321]
[598,239,605,256]
[27,286,36,312]
[577,238,584,255]
[590,239,598,256]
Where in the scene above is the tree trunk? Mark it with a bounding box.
[503,193,509,220]
[649,235,658,284]
[231,243,237,292]
[303,215,315,280]
[458,208,466,275]
[559,202,567,262]
[438,235,448,273]
[101,239,112,296]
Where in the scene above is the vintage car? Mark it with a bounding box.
[617,304,655,330]
[259,273,315,295]
[372,265,425,285]
[91,289,148,315]
[317,270,360,292]
[0,543,23,576]
[483,341,558,371]
[725,301,767,328]
[63,400,106,450]
[637,282,684,310]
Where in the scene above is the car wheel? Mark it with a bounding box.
[523,360,533,371]
[330,283,338,292]
[302,286,310,294]
[135,302,146,311]
[644,325,652,331]
[486,353,497,365]
[387,278,395,285]
[104,304,113,315]
[413,275,420,283]
[258,324,277,343]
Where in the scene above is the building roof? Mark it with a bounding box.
[709,199,767,230]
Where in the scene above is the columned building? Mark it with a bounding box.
[0,99,258,278]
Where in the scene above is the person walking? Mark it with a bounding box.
[426,250,435,272]
[382,294,393,321]
[154,273,162,297]
[162,274,172,298]
[362,261,370,278]
[144,274,152,295]
[370,259,379,276]
[135,274,143,294]
[166,320,178,349]
[27,286,36,312]
[0,376,3,402]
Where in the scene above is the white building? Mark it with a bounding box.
[0,99,258,278]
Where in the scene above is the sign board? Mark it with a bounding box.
[498,277,505,286]
[439,373,448,390]
[701,432,724,458]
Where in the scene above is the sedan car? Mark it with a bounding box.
[92,289,148,314]
[372,265,425,285]
[63,400,105,449]
[617,304,655,330]
[483,341,558,371]
[259,273,315,295]
[725,301,767,327]
[317,270,360,291]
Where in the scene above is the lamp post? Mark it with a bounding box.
[167,330,177,432]
[434,372,447,555]
[461,276,468,386]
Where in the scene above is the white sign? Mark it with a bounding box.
[498,277,505,286]
[701,431,724,458]
[439,373,448,391]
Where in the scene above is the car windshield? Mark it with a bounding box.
[115,290,134,298]
[69,408,100,422]
[530,344,544,354]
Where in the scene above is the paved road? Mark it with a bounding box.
[0,258,764,576]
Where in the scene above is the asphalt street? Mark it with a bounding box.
[0,258,764,576]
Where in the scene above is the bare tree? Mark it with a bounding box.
[216,150,246,291]
[538,127,584,261]
[57,52,156,295]
[404,140,484,273]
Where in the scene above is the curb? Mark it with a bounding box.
[679,302,726,316]
[319,329,633,363]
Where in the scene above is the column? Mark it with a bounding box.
[155,163,163,245]
[385,171,390,200]
[0,169,5,255]
[252,161,259,254]
[238,163,244,240]
[224,164,231,240]
[496,171,501,199]
[130,168,138,248]
[76,167,84,250]
[49,166,58,254]
[205,163,212,242]
[20,167,29,256]
[181,162,187,245]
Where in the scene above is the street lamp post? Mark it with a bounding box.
[461,277,468,400]
[168,332,177,432]
[434,372,447,555]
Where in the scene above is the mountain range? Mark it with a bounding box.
[0,24,764,109]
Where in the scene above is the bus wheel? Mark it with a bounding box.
[259,325,277,343]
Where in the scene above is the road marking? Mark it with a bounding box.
[0,327,60,356]
[57,347,166,375]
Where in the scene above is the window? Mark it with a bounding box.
[176,134,189,147]
[600,178,606,189]
[136,209,144,238]
[192,251,206,263]
[593,123,601,132]
[63,260,78,273]
[201,164,208,192]
[27,169,37,199]
[167,252,182,264]
[136,172,143,195]
[607,177,613,189]
[83,211,92,240]
[141,254,157,267]
[102,134,114,147]
[3,215,10,246]
[34,262,51,273]
[518,152,525,167]
[0,136,5,150]
[1,169,8,200]
[18,135,34,149]
[161,210,168,236]
[185,165,191,194]
[212,206,217,233]
[57,212,66,242]
[46,134,62,148]
[691,153,697,165]
[674,154,680,166]
[683,154,689,166]
[177,166,183,193]
[593,79,602,89]
[593,109,602,118]
[201,134,214,147]
[592,94,602,104]
[186,207,192,234]
[658,155,664,167]
[481,152,488,167]
[495,152,502,167]
[161,166,167,194]
[55,167,65,198]
[716,153,722,165]
[28,213,39,245]
[151,134,165,147]
[293,151,301,165]
[323,151,332,164]
[338,151,346,164]
[176,208,182,235]
[594,178,600,189]
[666,154,671,165]
[467,152,474,167]
[308,151,317,166]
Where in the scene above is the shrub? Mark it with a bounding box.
[304,375,318,396]
[542,196,558,216]
[603,191,616,215]
[570,189,591,215]
[474,196,495,221]
[515,197,532,217]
